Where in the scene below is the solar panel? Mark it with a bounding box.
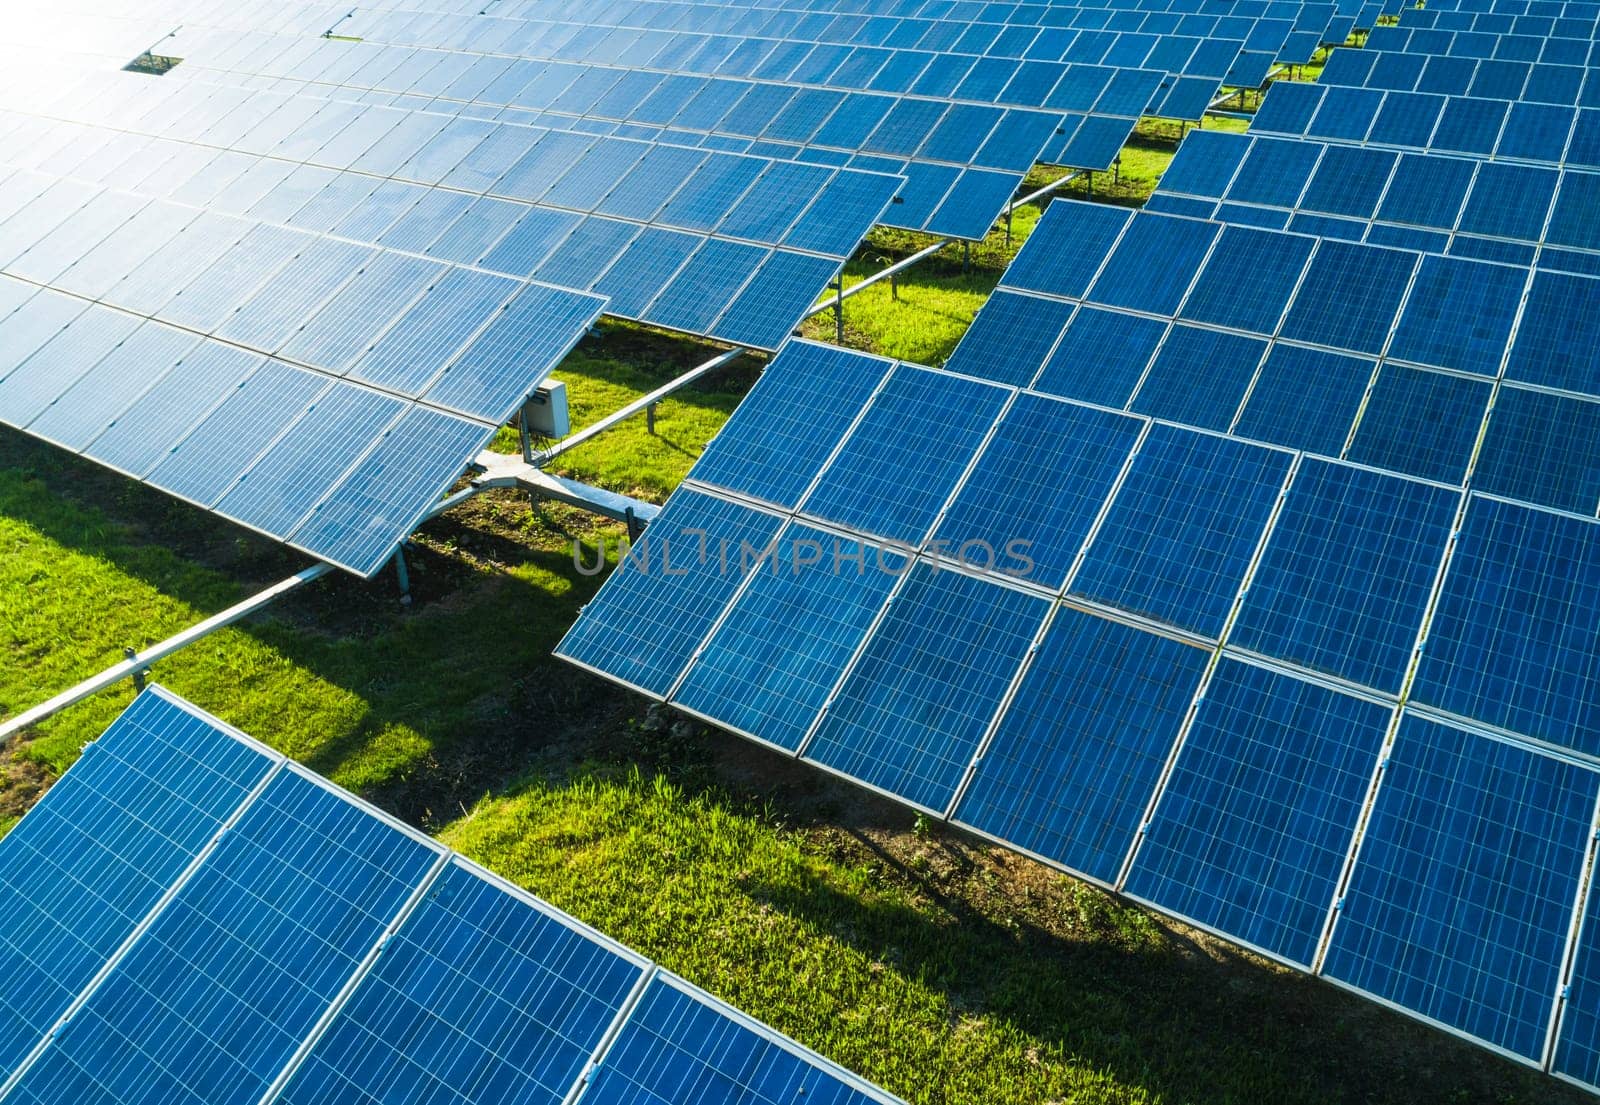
[1345,365,1492,486]
[1123,659,1390,966]
[1070,426,1291,638]
[1322,713,1598,1062]
[799,365,1010,546]
[1472,386,1600,514]
[801,562,1049,814]
[953,607,1210,882]
[1230,459,1458,693]
[1413,495,1600,759]
[0,688,903,1105]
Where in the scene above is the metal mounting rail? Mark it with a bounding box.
[0,562,334,745]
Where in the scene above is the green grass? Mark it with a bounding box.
[0,115,1584,1104]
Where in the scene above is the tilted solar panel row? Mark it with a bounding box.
[1370,18,1600,62]
[1250,78,1600,168]
[1320,45,1600,105]
[324,7,1244,118]
[1146,128,1600,276]
[0,66,898,349]
[0,136,606,576]
[0,686,904,1105]
[558,339,1600,1088]
[153,9,1145,225]
[158,33,1103,238]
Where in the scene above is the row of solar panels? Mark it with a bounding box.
[10,68,899,342]
[373,0,1374,62]
[1147,129,1600,272]
[0,119,611,576]
[558,338,1600,1089]
[1325,46,1600,104]
[0,687,903,1105]
[136,26,1111,238]
[1252,78,1600,163]
[156,36,1099,237]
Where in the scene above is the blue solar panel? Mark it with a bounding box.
[83,342,263,479]
[1087,212,1219,315]
[1279,240,1417,356]
[1346,365,1490,487]
[1072,426,1291,637]
[422,282,601,421]
[557,489,784,697]
[708,250,843,351]
[0,305,140,427]
[211,384,406,538]
[582,974,893,1105]
[1232,345,1372,456]
[5,768,439,1105]
[1322,714,1597,1061]
[1227,138,1321,207]
[673,524,903,751]
[1125,660,1389,966]
[286,407,490,575]
[954,607,1208,881]
[346,267,519,396]
[1473,387,1600,515]
[276,860,645,1105]
[803,563,1048,814]
[25,321,199,452]
[1557,866,1600,1089]
[1131,325,1266,431]
[1001,200,1130,301]
[1546,171,1600,252]
[933,394,1143,589]
[1180,225,1315,335]
[1233,460,1458,693]
[1033,306,1167,408]
[1301,145,1397,219]
[692,341,890,509]
[1458,163,1557,242]
[1387,256,1525,376]
[801,366,1009,546]
[144,362,329,509]
[0,691,272,1076]
[278,252,442,372]
[1505,270,1600,395]
[1415,496,1600,757]
[943,289,1074,387]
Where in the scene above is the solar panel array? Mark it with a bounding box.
[0,95,607,576]
[0,685,904,1105]
[562,8,1600,1080]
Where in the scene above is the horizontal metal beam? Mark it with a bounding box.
[0,562,334,746]
[533,347,746,464]
[802,169,1083,323]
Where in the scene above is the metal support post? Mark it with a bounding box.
[123,648,148,693]
[962,241,970,273]
[393,547,412,606]
[646,402,657,435]
[834,279,844,343]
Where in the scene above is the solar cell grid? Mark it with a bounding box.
[1124,660,1390,966]
[1415,496,1600,758]
[800,365,1010,546]
[802,561,1049,814]
[954,606,1209,882]
[1231,459,1458,693]
[1322,714,1598,1062]
[557,488,786,696]
[1070,425,1292,639]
